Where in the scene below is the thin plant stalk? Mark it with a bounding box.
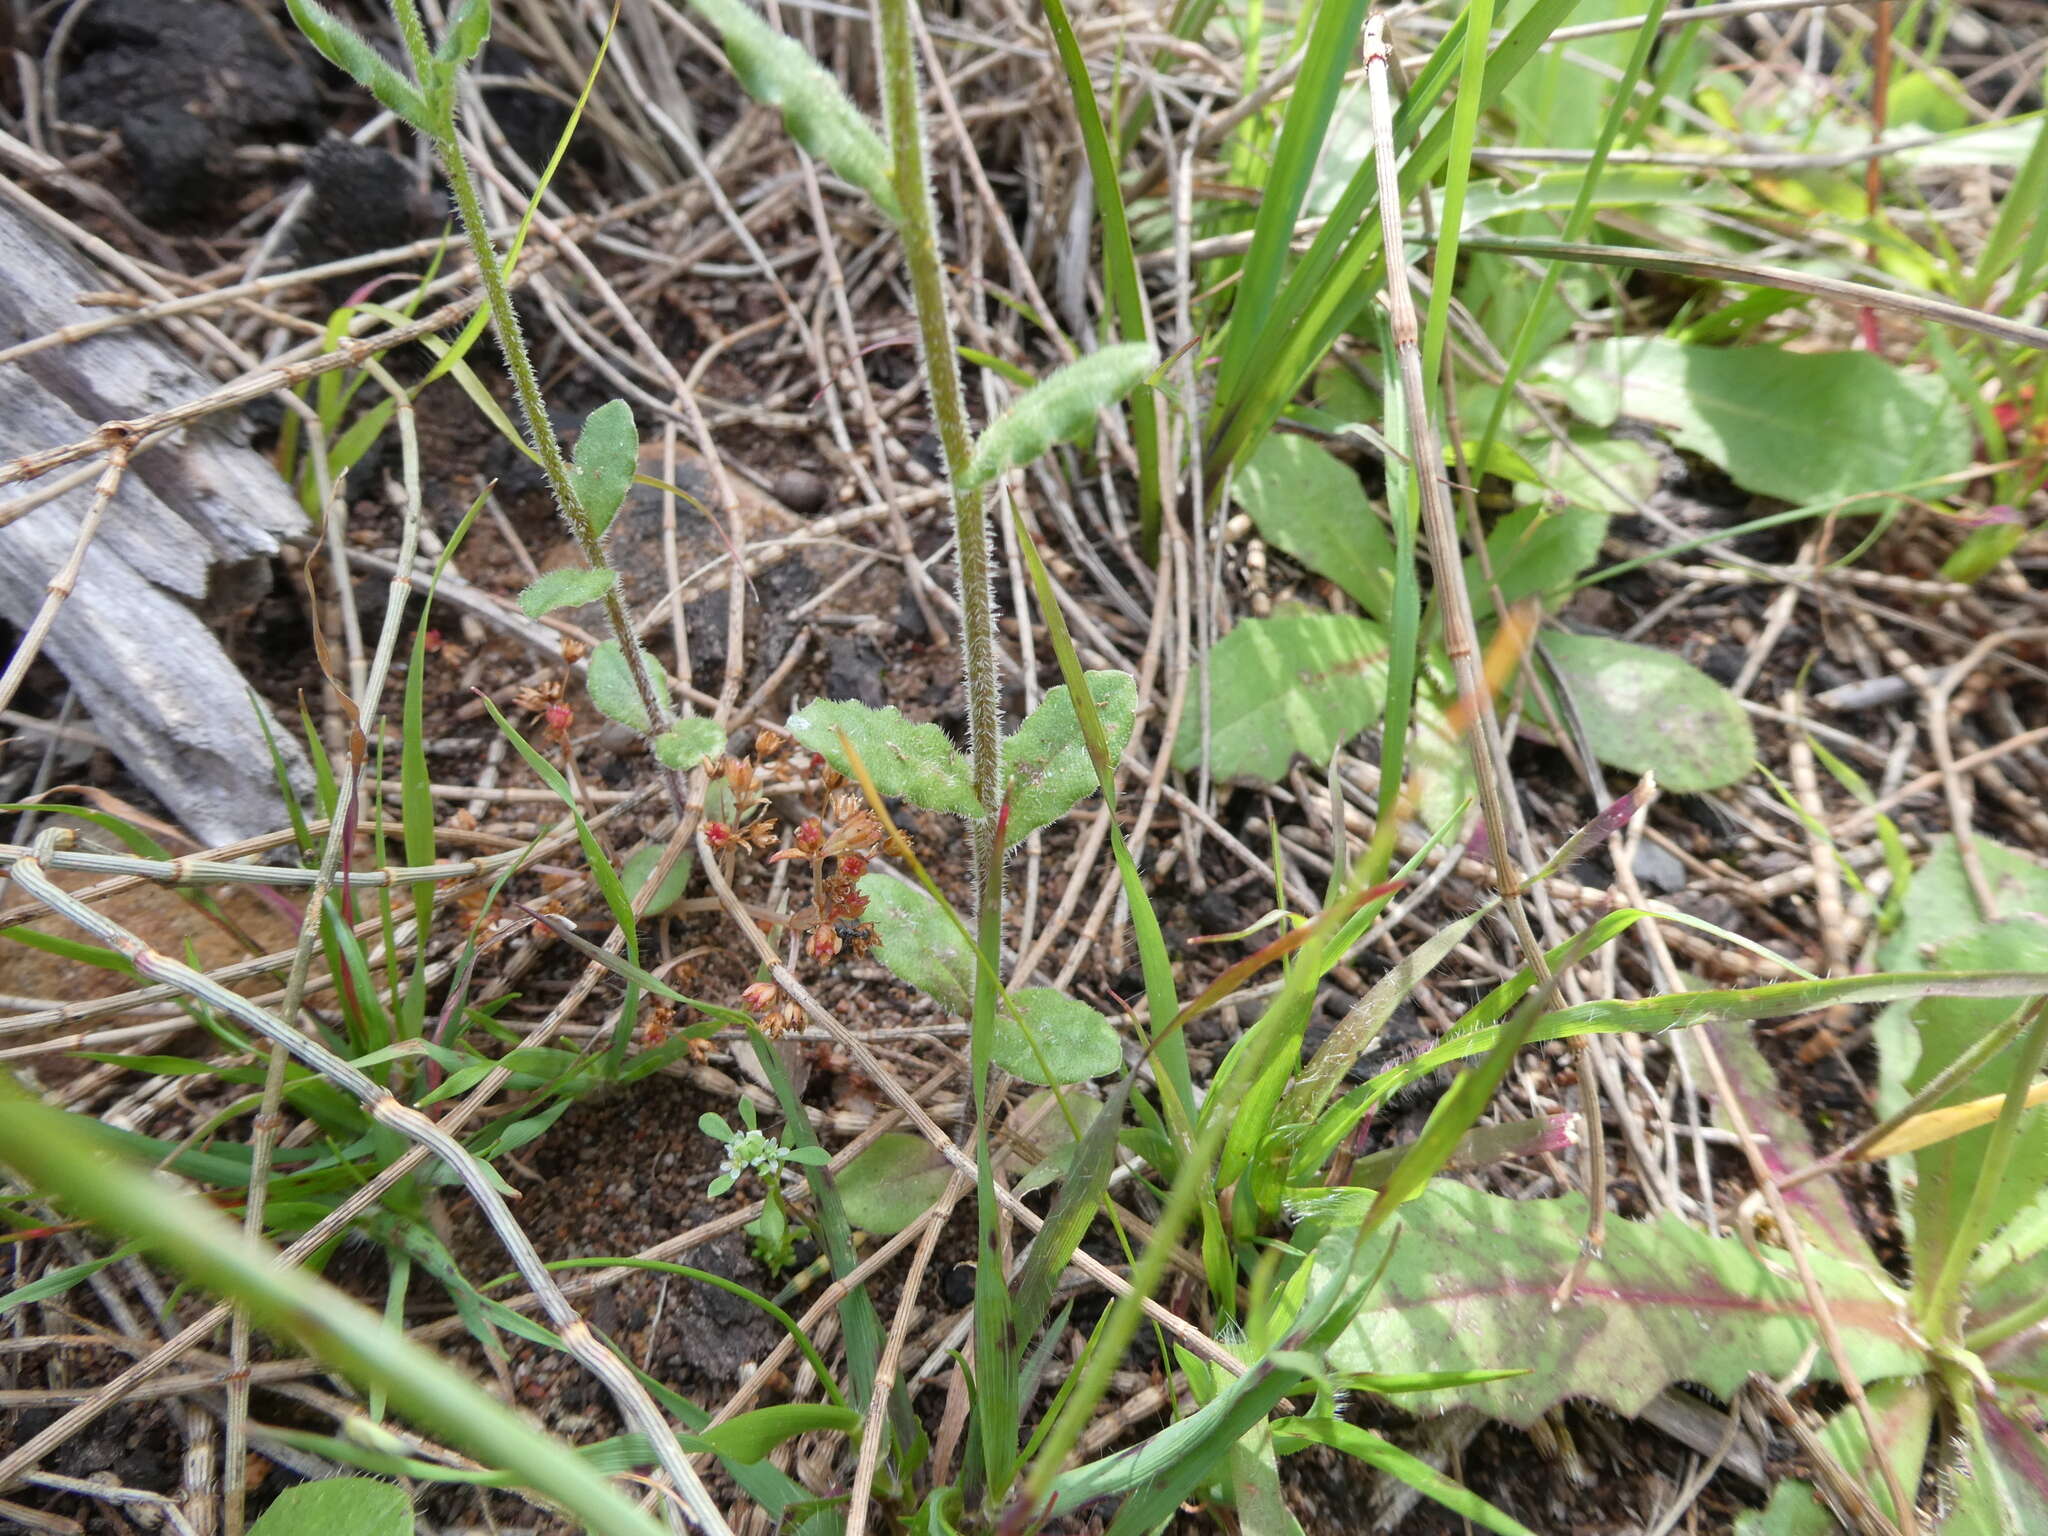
[7,831,735,1536]
[872,0,1018,1499]
[382,0,683,815]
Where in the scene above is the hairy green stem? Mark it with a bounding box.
[387,0,681,804]
[874,0,1014,1499]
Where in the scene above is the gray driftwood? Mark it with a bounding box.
[0,197,311,845]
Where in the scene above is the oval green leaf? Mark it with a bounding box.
[654,717,726,771]
[568,399,638,538]
[838,1133,951,1234]
[787,699,980,818]
[1170,612,1388,783]
[859,873,974,1014]
[962,343,1156,491]
[518,565,616,618]
[1000,670,1136,847]
[1532,631,1754,793]
[248,1478,413,1536]
[585,639,671,735]
[993,989,1122,1086]
[1233,433,1395,621]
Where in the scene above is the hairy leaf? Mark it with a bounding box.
[962,343,1156,490]
[993,990,1122,1086]
[837,1134,951,1235]
[248,1479,413,1536]
[1321,1182,1921,1426]
[787,699,980,818]
[654,717,725,771]
[1000,671,1137,847]
[858,873,974,1013]
[568,399,638,538]
[1536,337,1971,511]
[435,0,492,69]
[682,0,898,219]
[585,640,670,735]
[518,565,616,618]
[1532,631,1754,792]
[1171,612,1388,782]
[1735,1380,1935,1536]
[1232,434,1396,621]
[284,0,431,129]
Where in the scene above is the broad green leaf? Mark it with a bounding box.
[1320,1182,1921,1426]
[518,565,616,617]
[1735,1379,1935,1536]
[993,990,1122,1086]
[682,0,899,220]
[585,639,670,735]
[695,1403,860,1464]
[1535,337,1971,511]
[1467,506,1607,622]
[1511,434,1660,513]
[284,0,431,129]
[837,1133,951,1235]
[1232,433,1396,620]
[1874,839,2048,1274]
[435,0,491,69]
[962,343,1156,490]
[568,400,638,538]
[249,1479,413,1536]
[1677,1019,1877,1268]
[654,717,725,771]
[858,873,974,1013]
[1532,631,1754,792]
[1171,613,1388,782]
[1000,671,1137,847]
[787,699,980,818]
[621,842,691,915]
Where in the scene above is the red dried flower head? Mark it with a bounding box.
[794,818,825,854]
[808,925,842,963]
[740,980,782,1016]
[544,702,574,736]
[838,851,868,881]
[705,821,735,851]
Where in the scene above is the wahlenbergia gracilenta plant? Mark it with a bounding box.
[284,0,724,801]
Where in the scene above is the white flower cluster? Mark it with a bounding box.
[716,1129,791,1190]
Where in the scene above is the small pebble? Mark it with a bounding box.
[773,467,828,515]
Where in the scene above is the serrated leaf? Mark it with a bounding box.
[1232,434,1396,620]
[993,990,1121,1086]
[838,1133,951,1234]
[654,717,725,771]
[518,565,616,618]
[568,400,638,538]
[1000,671,1136,847]
[1320,1182,1921,1427]
[1170,613,1388,782]
[695,1403,860,1464]
[435,0,491,69]
[859,873,973,1013]
[284,0,431,129]
[962,343,1156,491]
[682,0,898,219]
[1536,337,1972,511]
[585,640,670,735]
[787,699,980,818]
[1532,631,1754,792]
[248,1478,413,1536]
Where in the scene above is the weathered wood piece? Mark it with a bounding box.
[0,197,311,844]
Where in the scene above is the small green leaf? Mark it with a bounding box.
[1941,515,2028,585]
[699,1112,735,1142]
[1320,1182,1922,1427]
[518,565,616,618]
[682,0,899,219]
[568,400,638,538]
[859,874,974,1014]
[786,699,980,818]
[1001,671,1136,847]
[838,1133,951,1234]
[1531,632,1754,792]
[284,0,431,129]
[962,343,1157,490]
[1232,433,1396,620]
[993,990,1122,1086]
[654,717,726,771]
[585,640,670,736]
[696,1403,861,1464]
[248,1478,413,1536]
[1466,506,1607,623]
[435,0,492,69]
[1170,613,1388,783]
